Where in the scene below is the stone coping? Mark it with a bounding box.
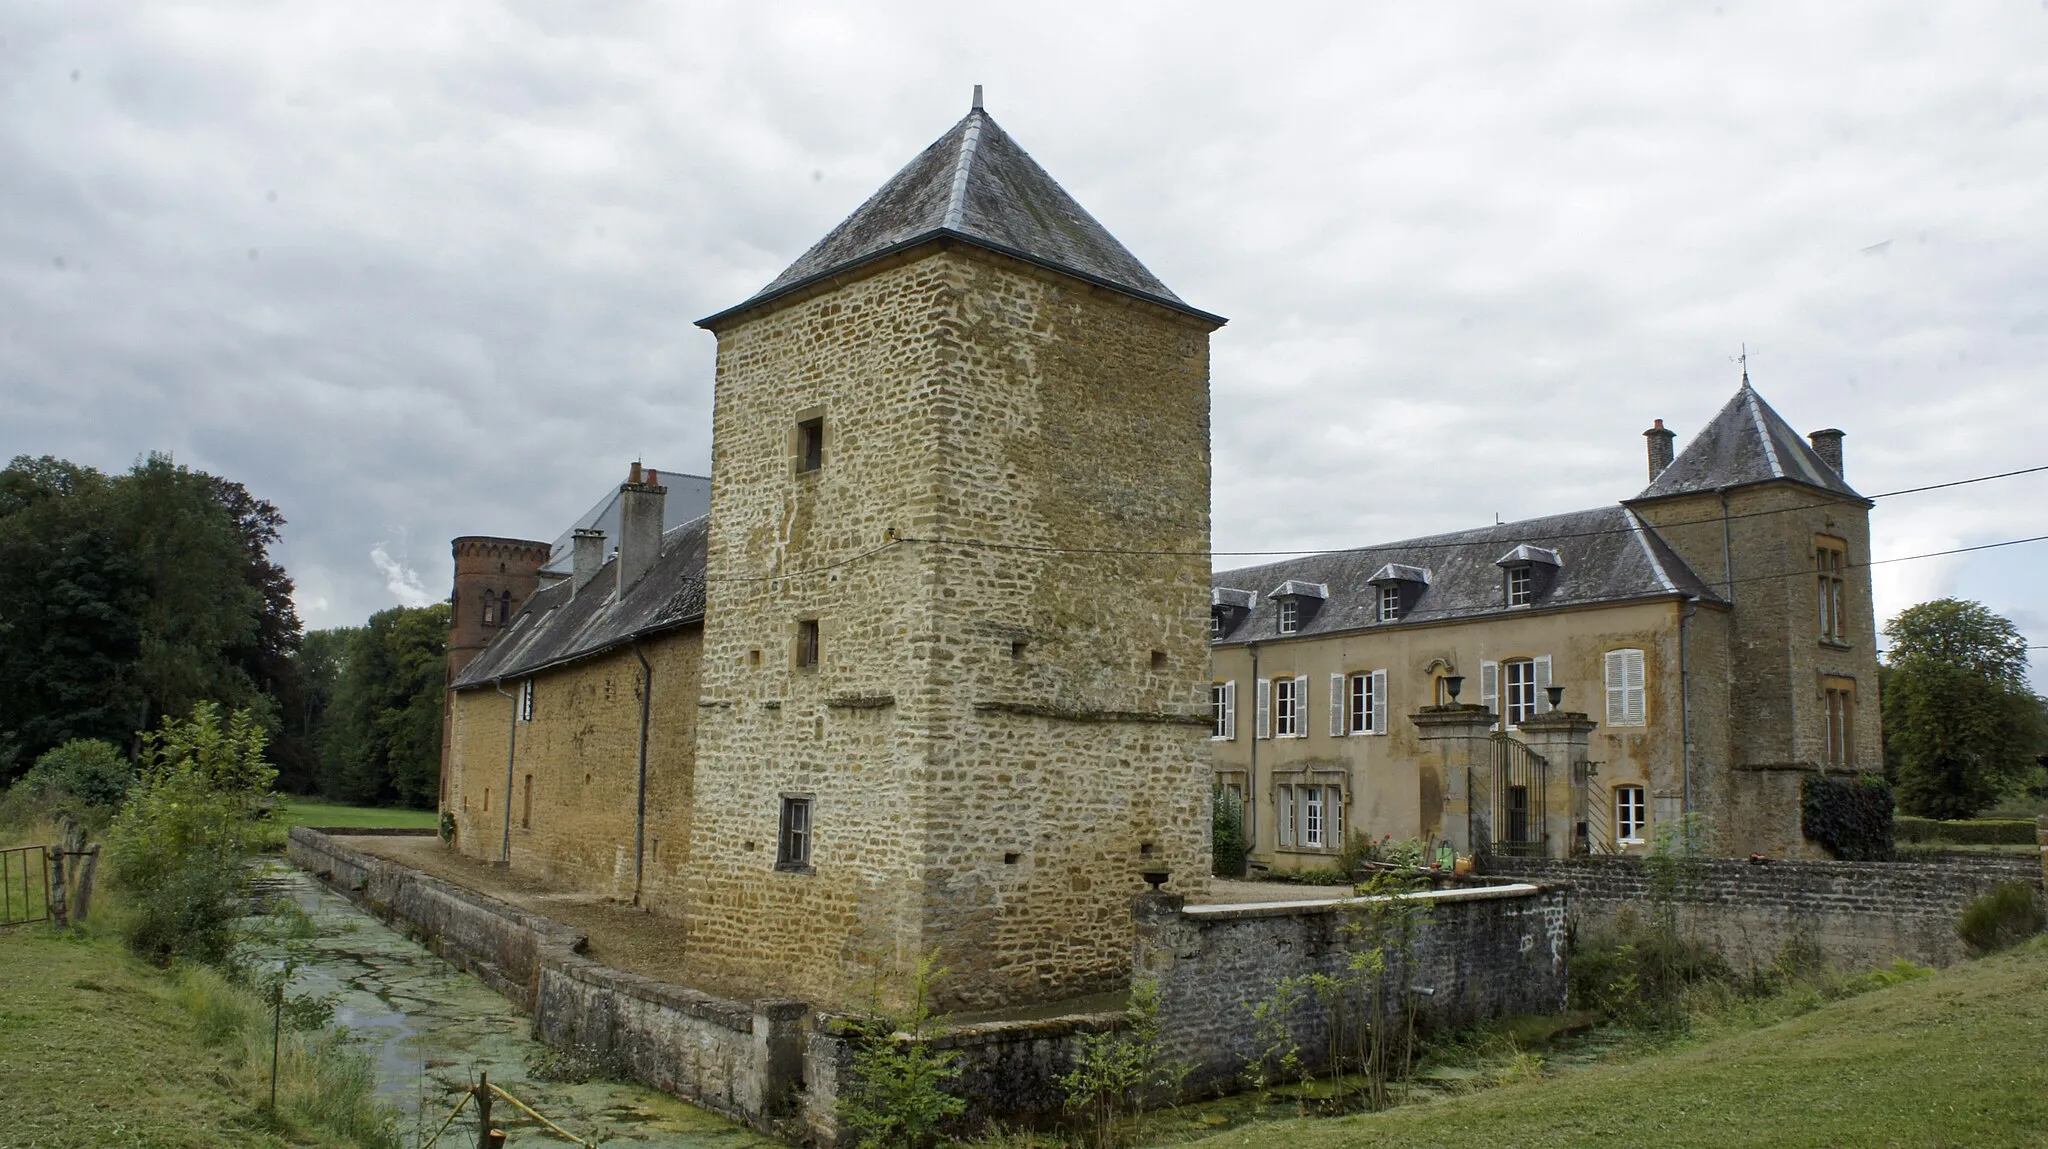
[301,825,437,837]
[1184,881,1545,920]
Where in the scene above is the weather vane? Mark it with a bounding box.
[1731,343,1751,385]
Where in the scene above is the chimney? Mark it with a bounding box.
[1645,418,1676,480]
[616,461,668,597]
[1808,428,1845,478]
[571,528,607,596]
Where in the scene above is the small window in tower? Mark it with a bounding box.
[777,795,814,872]
[499,590,512,622]
[797,416,825,473]
[795,619,820,670]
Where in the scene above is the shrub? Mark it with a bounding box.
[1801,774,1894,860]
[1062,978,1187,1148]
[1211,785,1245,878]
[105,703,277,965]
[14,739,133,818]
[1894,816,2036,845]
[837,952,965,1149]
[1956,882,2046,955]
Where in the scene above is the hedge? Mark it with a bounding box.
[1893,816,2038,845]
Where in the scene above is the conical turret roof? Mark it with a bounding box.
[701,102,1220,327]
[1633,379,1862,501]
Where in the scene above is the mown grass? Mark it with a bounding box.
[275,799,437,831]
[1170,938,2048,1149]
[0,922,394,1149]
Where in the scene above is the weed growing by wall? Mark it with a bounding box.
[1956,882,2045,955]
[1060,978,1188,1148]
[837,951,965,1149]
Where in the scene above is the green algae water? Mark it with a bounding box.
[252,865,783,1148]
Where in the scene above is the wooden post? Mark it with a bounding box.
[47,846,67,928]
[71,845,99,924]
[475,1071,492,1149]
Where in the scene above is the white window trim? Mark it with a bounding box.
[1378,585,1400,622]
[518,679,535,723]
[1211,680,1237,741]
[1615,785,1647,845]
[1278,599,1299,635]
[1272,675,1307,738]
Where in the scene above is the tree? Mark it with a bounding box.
[310,603,448,806]
[1882,599,2048,819]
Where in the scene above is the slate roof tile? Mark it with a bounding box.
[1635,380,1861,501]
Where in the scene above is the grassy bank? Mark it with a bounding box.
[1172,938,2048,1148]
[275,799,437,831]
[0,923,395,1149]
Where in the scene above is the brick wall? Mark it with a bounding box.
[1133,885,1569,1092]
[1488,854,2044,969]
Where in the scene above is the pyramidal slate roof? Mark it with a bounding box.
[701,101,1221,327]
[1634,380,1862,501]
[1210,505,1721,644]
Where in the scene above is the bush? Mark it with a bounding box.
[1801,774,1895,860]
[837,952,965,1149]
[1212,785,1245,878]
[1894,816,2036,845]
[105,703,276,965]
[13,739,133,817]
[1956,883,2046,955]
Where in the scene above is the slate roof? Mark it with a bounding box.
[453,516,710,688]
[700,104,1222,327]
[1634,380,1862,501]
[1211,505,1719,645]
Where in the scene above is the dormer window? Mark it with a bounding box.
[1493,545,1561,609]
[1268,580,1328,637]
[1367,564,1430,623]
[1210,587,1256,641]
[1378,584,1401,622]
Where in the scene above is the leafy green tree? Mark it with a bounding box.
[311,603,448,807]
[1882,599,2048,819]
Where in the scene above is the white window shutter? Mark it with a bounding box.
[1330,674,1345,737]
[1605,650,1626,726]
[1625,649,1646,726]
[1330,788,1344,845]
[1256,678,1272,740]
[1224,680,1238,740]
[1535,655,1553,712]
[1480,661,1498,728]
[1295,675,1310,738]
[1371,669,1388,735]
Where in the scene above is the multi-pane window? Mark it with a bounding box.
[1347,671,1386,735]
[1506,566,1533,607]
[1278,599,1299,635]
[1817,539,1847,643]
[1273,676,1301,737]
[777,795,813,870]
[1503,658,1538,726]
[518,679,535,722]
[1378,585,1401,622]
[795,619,820,669]
[1604,648,1647,727]
[1210,681,1237,740]
[1276,784,1342,850]
[1303,787,1324,849]
[1615,785,1647,844]
[1823,681,1855,767]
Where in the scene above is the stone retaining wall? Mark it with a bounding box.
[1134,884,1570,1092]
[1485,854,2045,970]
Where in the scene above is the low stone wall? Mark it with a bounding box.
[1134,884,1570,1092]
[289,828,1124,1145]
[1485,854,2045,971]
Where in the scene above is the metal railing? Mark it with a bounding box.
[1488,734,1549,857]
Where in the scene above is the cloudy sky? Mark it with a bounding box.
[5,2,2046,684]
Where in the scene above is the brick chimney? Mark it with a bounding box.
[571,528,607,596]
[1645,418,1676,480]
[1808,428,1845,478]
[616,461,667,597]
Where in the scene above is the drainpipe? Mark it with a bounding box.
[1717,489,1736,604]
[1679,596,1697,814]
[494,679,517,865]
[1246,642,1260,852]
[632,642,653,906]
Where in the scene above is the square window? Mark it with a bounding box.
[795,619,820,669]
[777,796,814,870]
[1378,585,1401,622]
[1278,599,1299,635]
[796,416,825,473]
[1615,786,1647,844]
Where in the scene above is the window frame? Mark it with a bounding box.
[1816,537,1848,644]
[1210,681,1237,741]
[1615,785,1647,845]
[1273,676,1301,738]
[1377,584,1401,622]
[1822,678,1856,767]
[1347,671,1386,735]
[1303,786,1325,849]
[518,679,535,723]
[776,795,815,872]
[795,619,821,670]
[1276,783,1296,847]
[1277,598,1299,635]
[795,415,825,474]
[1506,565,1533,607]
[1503,658,1538,726]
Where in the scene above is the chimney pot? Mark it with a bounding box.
[1808,428,1845,478]
[1645,419,1677,480]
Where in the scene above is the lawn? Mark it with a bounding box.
[0,927,356,1149]
[1173,938,2048,1149]
[274,799,437,831]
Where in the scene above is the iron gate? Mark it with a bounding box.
[1488,734,1549,857]
[1,845,50,926]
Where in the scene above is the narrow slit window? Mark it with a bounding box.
[797,416,825,473]
[795,619,820,669]
[777,796,814,871]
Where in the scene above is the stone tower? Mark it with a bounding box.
[1625,377,1883,857]
[447,536,553,683]
[685,97,1226,1010]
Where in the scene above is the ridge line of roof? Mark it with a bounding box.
[1624,507,1679,595]
[943,111,984,232]
[1743,386,1785,478]
[1212,503,1629,580]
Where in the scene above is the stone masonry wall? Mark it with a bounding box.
[444,629,701,910]
[1490,854,2044,970]
[1133,885,1570,1092]
[691,242,1219,1012]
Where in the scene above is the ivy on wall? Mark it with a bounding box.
[1801,773,1896,861]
